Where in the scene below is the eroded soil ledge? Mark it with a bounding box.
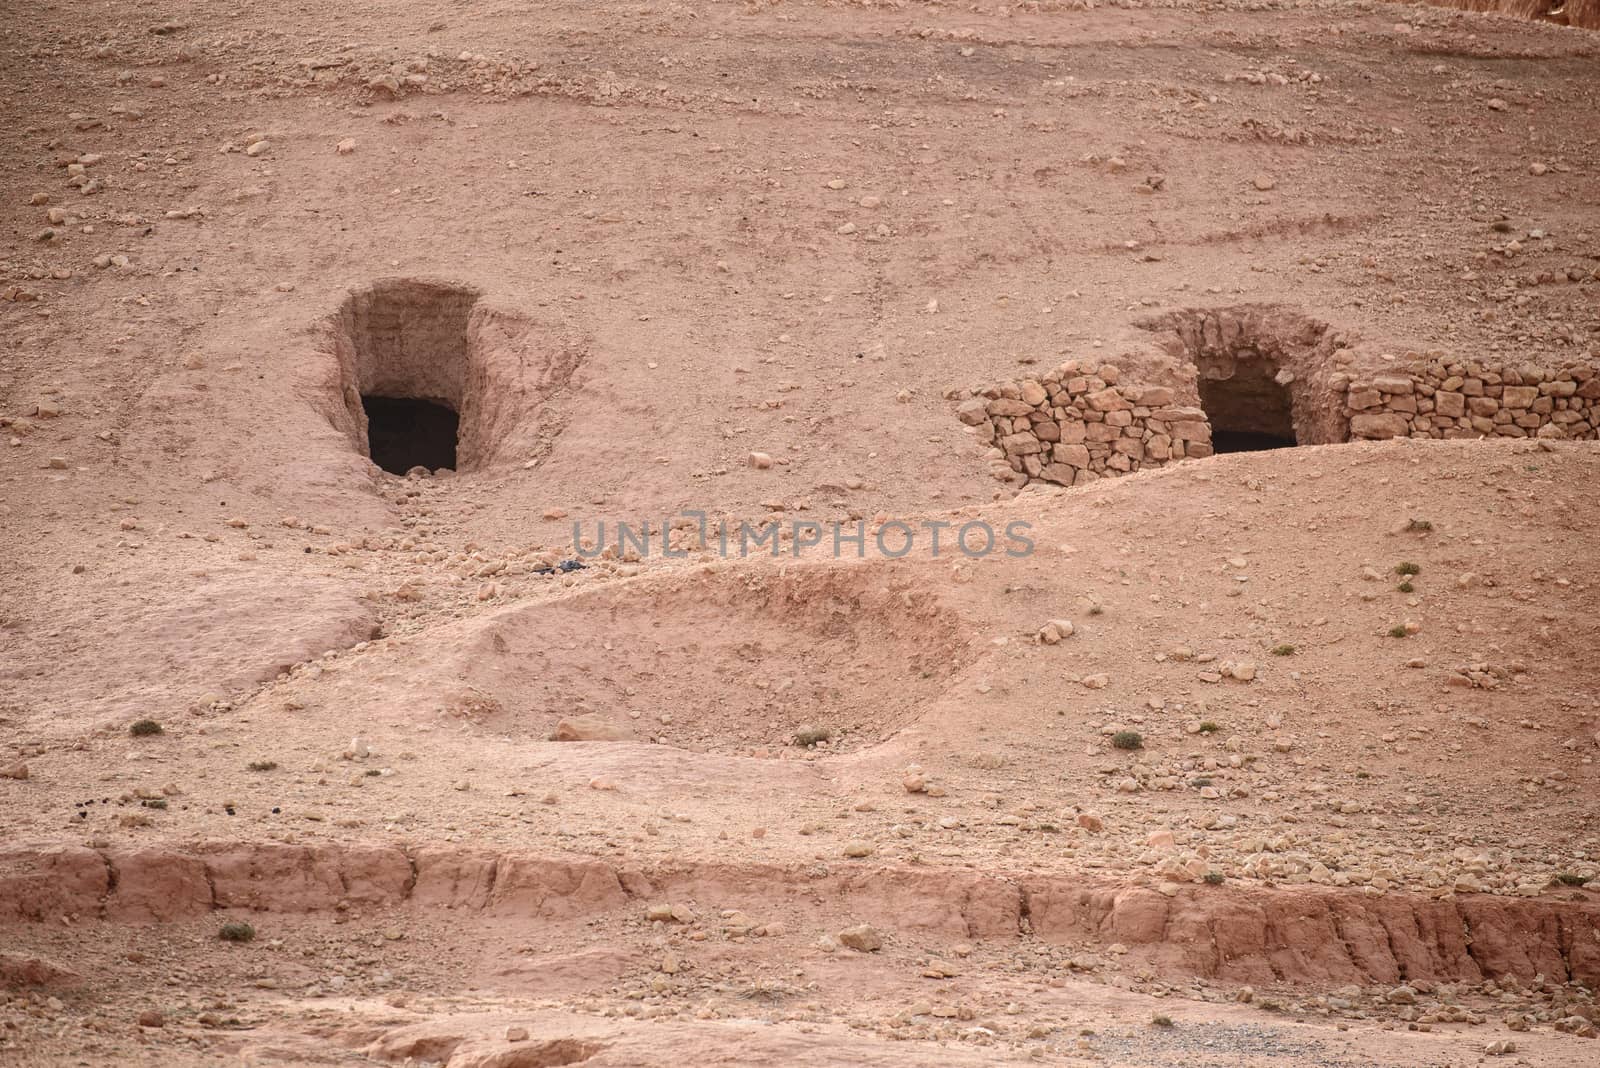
[3,842,1595,987]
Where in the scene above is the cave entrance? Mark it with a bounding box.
[1198,360,1299,454]
[361,394,459,474]
[1139,305,1353,450]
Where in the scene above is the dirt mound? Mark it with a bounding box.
[1415,0,1600,30]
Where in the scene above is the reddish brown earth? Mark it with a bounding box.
[3,1,1599,1065]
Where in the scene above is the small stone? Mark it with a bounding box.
[748,451,773,469]
[1252,174,1276,191]
[336,138,357,155]
[1487,98,1508,111]
[842,840,874,859]
[1037,619,1074,645]
[0,762,28,780]
[837,924,883,952]
[902,773,927,793]
[550,714,633,742]
[505,1026,529,1042]
[137,1010,165,1028]
[1528,162,1548,176]
[245,139,270,157]
[1077,812,1103,832]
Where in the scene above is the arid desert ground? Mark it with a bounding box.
[2,1,1599,1065]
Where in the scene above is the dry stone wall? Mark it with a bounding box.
[1341,359,1600,442]
[956,360,1212,487]
[959,352,1600,490]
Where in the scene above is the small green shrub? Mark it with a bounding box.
[1087,604,1104,616]
[1204,871,1225,885]
[1406,519,1433,532]
[1198,721,1221,734]
[247,760,278,772]
[1388,625,1409,639]
[1151,1014,1174,1028]
[1395,562,1421,576]
[1397,581,1414,593]
[219,922,255,943]
[1557,873,1592,887]
[129,719,163,737]
[139,798,167,810]
[1269,644,1295,657]
[1111,730,1143,751]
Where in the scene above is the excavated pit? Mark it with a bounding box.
[1143,305,1354,450]
[402,565,973,754]
[319,278,585,475]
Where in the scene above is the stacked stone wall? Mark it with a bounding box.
[959,354,1600,489]
[1342,359,1600,442]
[956,360,1211,488]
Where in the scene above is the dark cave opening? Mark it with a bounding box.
[1198,363,1299,453]
[361,394,460,474]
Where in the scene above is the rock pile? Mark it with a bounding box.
[956,361,1212,487]
[1343,359,1600,441]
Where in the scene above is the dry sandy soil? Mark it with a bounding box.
[3,1,1600,1065]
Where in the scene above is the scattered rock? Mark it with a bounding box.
[550,714,633,742]
[837,924,883,952]
[1036,619,1074,644]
